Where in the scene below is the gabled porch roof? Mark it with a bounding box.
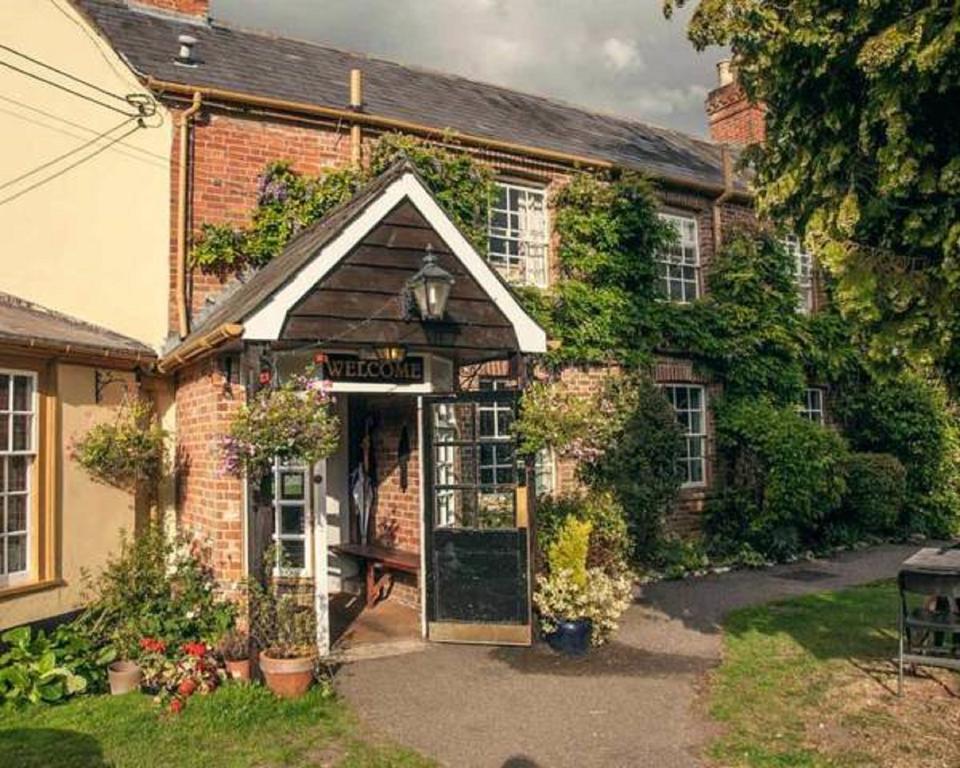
[159,161,547,372]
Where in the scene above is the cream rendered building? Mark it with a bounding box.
[0,0,171,628]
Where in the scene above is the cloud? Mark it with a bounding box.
[601,38,643,72]
[211,0,724,136]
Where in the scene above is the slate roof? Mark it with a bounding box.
[74,0,739,190]
[0,292,156,362]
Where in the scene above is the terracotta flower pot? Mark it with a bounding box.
[108,660,142,695]
[225,658,251,682]
[258,652,314,698]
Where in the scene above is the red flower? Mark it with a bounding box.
[169,698,183,715]
[182,641,207,658]
[178,678,198,697]
[139,637,167,654]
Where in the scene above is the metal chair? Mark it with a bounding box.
[897,569,960,695]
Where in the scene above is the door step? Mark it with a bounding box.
[329,639,426,663]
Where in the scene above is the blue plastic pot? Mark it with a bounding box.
[545,618,592,655]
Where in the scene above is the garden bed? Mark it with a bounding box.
[708,581,960,767]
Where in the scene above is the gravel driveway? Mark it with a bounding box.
[337,544,922,768]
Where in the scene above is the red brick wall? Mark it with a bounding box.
[135,0,208,16]
[369,397,421,609]
[175,357,246,588]
[705,82,766,146]
[172,107,355,335]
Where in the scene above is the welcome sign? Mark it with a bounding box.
[321,353,425,384]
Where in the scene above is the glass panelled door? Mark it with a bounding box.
[423,391,531,645]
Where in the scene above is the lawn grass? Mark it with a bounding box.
[0,681,434,768]
[708,581,960,768]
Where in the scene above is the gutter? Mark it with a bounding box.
[144,77,753,201]
[0,337,154,368]
[156,322,244,374]
[176,91,203,339]
[712,145,736,252]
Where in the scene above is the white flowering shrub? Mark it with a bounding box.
[534,567,634,645]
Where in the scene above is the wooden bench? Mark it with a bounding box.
[331,542,420,607]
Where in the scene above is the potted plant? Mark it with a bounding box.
[247,576,316,698]
[534,514,634,655]
[219,629,251,681]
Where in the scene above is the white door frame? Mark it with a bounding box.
[312,458,330,656]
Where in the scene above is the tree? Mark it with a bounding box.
[664,0,960,380]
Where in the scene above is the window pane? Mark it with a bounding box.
[280,540,305,570]
[12,415,30,451]
[279,471,304,500]
[280,505,305,535]
[7,456,27,492]
[0,375,8,410]
[0,415,7,452]
[8,494,27,532]
[12,377,31,412]
[6,535,26,574]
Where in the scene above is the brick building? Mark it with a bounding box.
[5,0,817,646]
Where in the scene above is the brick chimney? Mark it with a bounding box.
[132,0,209,19]
[705,59,766,146]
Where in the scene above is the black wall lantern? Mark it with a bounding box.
[407,244,454,321]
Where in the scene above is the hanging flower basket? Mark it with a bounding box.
[220,365,340,478]
[71,397,168,491]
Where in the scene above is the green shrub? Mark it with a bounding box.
[840,452,906,535]
[583,375,686,558]
[76,524,235,659]
[836,374,960,536]
[708,399,849,560]
[546,517,592,588]
[536,491,631,574]
[0,624,113,707]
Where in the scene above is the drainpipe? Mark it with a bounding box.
[712,145,734,253]
[176,92,203,339]
[349,69,363,169]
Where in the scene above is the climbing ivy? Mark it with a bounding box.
[192,133,494,276]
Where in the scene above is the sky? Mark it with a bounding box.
[212,0,724,138]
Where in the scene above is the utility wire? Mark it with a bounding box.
[0,43,132,105]
[0,119,143,208]
[0,58,143,118]
[0,114,140,192]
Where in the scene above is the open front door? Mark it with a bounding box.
[422,391,532,645]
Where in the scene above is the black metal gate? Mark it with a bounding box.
[422,391,531,644]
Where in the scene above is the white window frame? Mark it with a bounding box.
[0,369,37,588]
[272,458,311,578]
[477,378,515,487]
[433,404,459,527]
[783,234,814,314]
[663,384,707,488]
[800,387,825,424]
[657,213,701,303]
[533,448,556,497]
[487,180,549,288]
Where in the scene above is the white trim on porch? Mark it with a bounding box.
[241,171,547,354]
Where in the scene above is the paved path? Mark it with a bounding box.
[337,544,922,768]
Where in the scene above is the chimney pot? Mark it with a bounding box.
[717,59,735,87]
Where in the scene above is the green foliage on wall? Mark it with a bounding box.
[191,134,494,276]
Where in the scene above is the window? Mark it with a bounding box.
[0,370,35,585]
[272,460,309,575]
[663,384,706,486]
[488,181,549,287]
[533,448,556,496]
[800,387,825,424]
[433,404,458,527]
[783,235,814,313]
[657,213,701,303]
[478,378,516,486]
